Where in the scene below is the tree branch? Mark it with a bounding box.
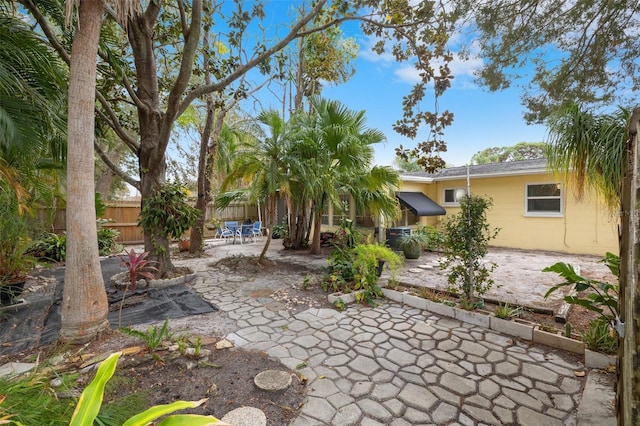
[181,0,328,108]
[94,141,139,190]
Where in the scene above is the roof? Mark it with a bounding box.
[395,192,446,216]
[401,159,550,182]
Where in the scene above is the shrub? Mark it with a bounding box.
[440,194,500,306]
[415,225,445,251]
[29,232,67,263]
[97,226,120,256]
[543,252,619,321]
[138,183,199,243]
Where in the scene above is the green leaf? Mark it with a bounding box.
[123,399,208,426]
[70,352,121,426]
[157,414,228,425]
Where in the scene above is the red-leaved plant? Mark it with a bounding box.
[117,249,158,292]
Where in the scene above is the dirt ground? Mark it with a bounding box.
[0,243,618,424]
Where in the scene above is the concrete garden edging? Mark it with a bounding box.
[377,287,617,368]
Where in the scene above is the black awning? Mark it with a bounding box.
[396,192,446,216]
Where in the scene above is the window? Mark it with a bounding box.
[355,207,375,227]
[443,187,467,206]
[321,203,329,225]
[525,183,562,216]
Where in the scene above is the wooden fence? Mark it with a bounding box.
[45,199,259,245]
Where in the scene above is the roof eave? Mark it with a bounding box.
[399,175,435,183]
[434,167,551,181]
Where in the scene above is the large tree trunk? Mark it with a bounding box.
[127,1,202,276]
[60,0,109,344]
[618,107,640,425]
[285,196,310,249]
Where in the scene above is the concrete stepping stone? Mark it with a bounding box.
[254,369,292,391]
[0,362,35,378]
[418,264,434,269]
[408,268,423,273]
[221,406,266,426]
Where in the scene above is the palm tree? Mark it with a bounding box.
[60,0,140,344]
[294,97,400,254]
[0,12,67,207]
[216,110,292,263]
[545,102,628,211]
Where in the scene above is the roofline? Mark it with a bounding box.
[434,166,551,181]
[400,175,435,183]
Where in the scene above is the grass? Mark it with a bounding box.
[417,287,444,302]
[0,361,148,425]
[0,372,76,425]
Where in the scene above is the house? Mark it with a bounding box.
[323,159,619,256]
[398,159,619,256]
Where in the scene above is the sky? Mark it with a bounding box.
[321,39,548,168]
[244,1,549,168]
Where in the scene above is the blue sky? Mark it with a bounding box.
[235,2,549,169]
[320,37,548,168]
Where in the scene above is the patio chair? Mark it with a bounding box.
[224,221,238,233]
[251,221,262,241]
[238,223,255,244]
[216,225,234,242]
[224,221,239,244]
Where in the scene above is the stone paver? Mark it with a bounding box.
[179,241,611,425]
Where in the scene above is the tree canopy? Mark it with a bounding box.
[470,142,547,165]
[19,0,458,273]
[456,1,640,122]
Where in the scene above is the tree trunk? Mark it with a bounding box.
[190,96,216,255]
[309,209,322,254]
[95,150,120,201]
[618,107,640,425]
[285,198,309,249]
[258,195,277,263]
[129,7,172,276]
[128,1,202,276]
[60,0,109,344]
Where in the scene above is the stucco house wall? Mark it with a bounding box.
[317,159,617,256]
[429,173,618,256]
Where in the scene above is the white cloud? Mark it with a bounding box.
[392,55,484,86]
[358,28,484,87]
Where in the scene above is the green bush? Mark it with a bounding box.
[440,194,500,306]
[138,183,199,243]
[30,225,121,262]
[543,252,619,321]
[415,225,445,251]
[323,242,403,306]
[29,232,67,263]
[97,226,121,256]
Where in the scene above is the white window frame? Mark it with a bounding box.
[524,182,563,217]
[442,187,467,206]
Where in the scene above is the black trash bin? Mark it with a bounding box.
[386,227,411,251]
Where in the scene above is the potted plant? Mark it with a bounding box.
[178,233,191,252]
[0,192,35,305]
[397,232,431,260]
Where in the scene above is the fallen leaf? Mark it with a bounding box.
[574,370,586,377]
